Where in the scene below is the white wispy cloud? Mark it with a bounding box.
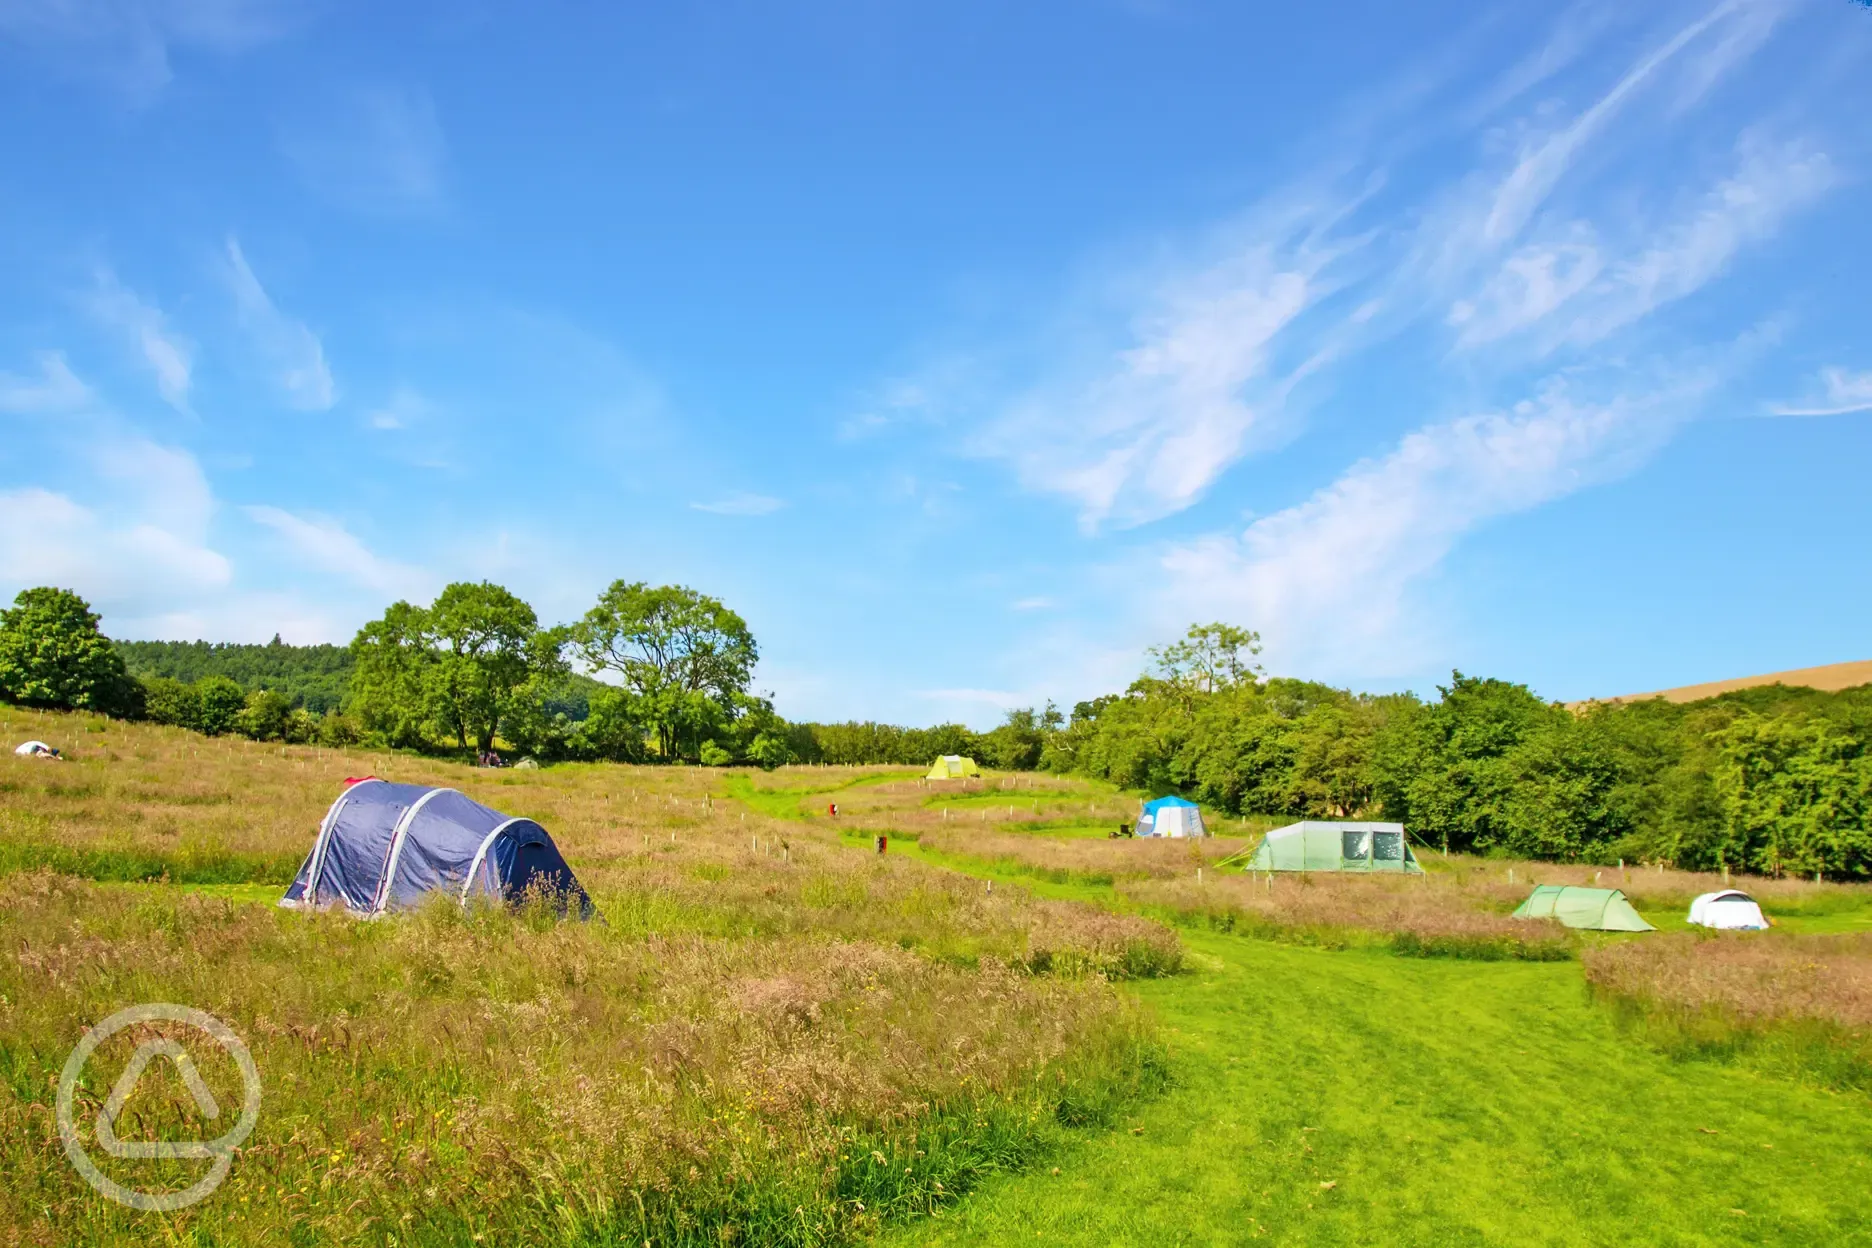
[1011,596,1054,611]
[690,492,786,516]
[1155,377,1702,678]
[1768,367,1872,417]
[915,1,1829,690]
[219,236,335,410]
[975,204,1358,531]
[1474,1,1765,248]
[364,384,436,431]
[280,85,447,215]
[949,4,1807,539]
[0,435,231,608]
[87,268,193,410]
[0,0,297,98]
[0,352,92,414]
[1452,134,1832,350]
[243,505,429,597]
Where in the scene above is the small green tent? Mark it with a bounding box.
[1512,885,1653,932]
[1236,821,1423,873]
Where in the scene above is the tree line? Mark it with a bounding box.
[6,587,1867,876]
[1041,624,1872,879]
[0,582,781,764]
[0,583,1029,770]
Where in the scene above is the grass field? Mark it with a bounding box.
[0,711,1174,1246]
[856,860,1872,1246]
[7,708,1872,1244]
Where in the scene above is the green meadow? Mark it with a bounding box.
[5,716,1872,1245]
[876,861,1872,1246]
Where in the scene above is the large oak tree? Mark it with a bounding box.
[570,581,757,761]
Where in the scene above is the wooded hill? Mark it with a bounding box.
[115,637,354,713]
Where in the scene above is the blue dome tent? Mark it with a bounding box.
[1137,795,1208,838]
[281,779,591,918]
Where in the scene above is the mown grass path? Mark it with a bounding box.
[846,842,1872,1245]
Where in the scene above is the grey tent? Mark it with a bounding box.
[1236,821,1423,873]
[281,779,591,918]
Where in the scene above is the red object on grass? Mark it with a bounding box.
[343,776,377,787]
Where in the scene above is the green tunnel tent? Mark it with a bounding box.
[1240,821,1423,873]
[1512,885,1654,932]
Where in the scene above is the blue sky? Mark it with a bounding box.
[2,0,1870,726]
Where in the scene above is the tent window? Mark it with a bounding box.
[1372,832,1404,862]
[1342,830,1371,861]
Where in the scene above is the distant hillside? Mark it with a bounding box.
[115,637,355,713]
[1590,659,1872,706]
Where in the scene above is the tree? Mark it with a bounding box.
[1371,672,1563,854]
[235,689,294,741]
[349,601,436,749]
[571,581,758,760]
[1149,623,1263,697]
[349,584,560,754]
[194,676,247,736]
[0,587,135,713]
[981,705,1055,771]
[1714,711,1872,878]
[427,582,556,754]
[142,675,202,729]
[575,686,650,762]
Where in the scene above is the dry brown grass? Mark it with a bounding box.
[1582,930,1872,1091]
[1119,870,1574,960]
[1437,855,1868,911]
[917,827,1252,885]
[1584,931,1872,1031]
[0,708,1175,1245]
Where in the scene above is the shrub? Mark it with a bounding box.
[234,688,294,740]
[282,707,323,743]
[141,674,202,729]
[316,711,363,748]
[193,675,247,736]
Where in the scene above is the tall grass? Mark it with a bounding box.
[749,772,1174,843]
[1120,872,1576,961]
[0,709,1176,1245]
[917,827,1252,887]
[1583,930,1872,1092]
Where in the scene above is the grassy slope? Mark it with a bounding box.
[18,737,1872,1245]
[880,924,1872,1246]
[853,843,1872,1244]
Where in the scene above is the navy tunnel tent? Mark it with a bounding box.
[282,779,592,918]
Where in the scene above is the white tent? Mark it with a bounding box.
[1687,889,1769,931]
[1137,796,1207,838]
[13,740,55,757]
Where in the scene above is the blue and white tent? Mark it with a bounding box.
[281,779,591,918]
[1137,795,1207,838]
